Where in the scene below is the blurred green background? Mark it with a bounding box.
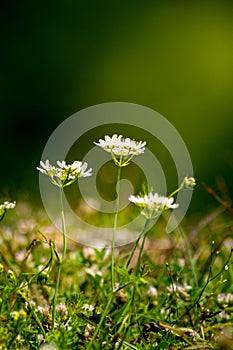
[1,1,233,212]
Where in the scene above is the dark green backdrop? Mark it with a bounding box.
[1,1,233,212]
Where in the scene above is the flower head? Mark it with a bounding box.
[181,176,196,189]
[82,303,95,312]
[11,310,27,322]
[94,134,146,167]
[0,201,16,221]
[167,281,192,295]
[55,302,68,317]
[37,160,92,188]
[217,293,233,306]
[129,192,178,219]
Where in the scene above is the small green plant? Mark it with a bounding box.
[94,134,146,290]
[0,200,16,222]
[37,159,92,330]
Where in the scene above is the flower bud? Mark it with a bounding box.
[11,310,27,322]
[7,270,17,286]
[36,271,48,285]
[181,177,196,189]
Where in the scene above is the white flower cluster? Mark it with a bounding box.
[55,302,68,315]
[82,303,95,312]
[146,285,158,298]
[0,201,16,219]
[167,281,192,294]
[128,192,178,219]
[37,160,92,188]
[94,134,146,166]
[11,309,27,321]
[217,293,233,306]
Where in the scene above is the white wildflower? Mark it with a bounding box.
[219,310,230,320]
[0,201,16,219]
[55,302,67,314]
[82,247,97,260]
[84,323,95,337]
[85,265,102,278]
[1,201,16,210]
[37,160,92,187]
[177,258,186,268]
[37,304,50,315]
[146,285,158,297]
[217,293,233,306]
[128,192,178,219]
[11,310,27,321]
[25,300,36,310]
[82,304,95,312]
[94,134,146,167]
[167,281,192,294]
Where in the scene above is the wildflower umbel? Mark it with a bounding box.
[37,160,92,187]
[94,134,146,167]
[0,201,16,221]
[129,192,179,219]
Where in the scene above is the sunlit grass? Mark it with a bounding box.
[0,136,232,349]
[0,195,232,349]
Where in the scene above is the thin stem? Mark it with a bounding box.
[51,187,67,331]
[87,292,114,349]
[87,165,122,346]
[168,187,181,198]
[177,226,198,287]
[60,187,67,261]
[135,233,147,276]
[87,283,131,349]
[111,166,122,290]
[52,261,62,331]
[117,219,150,347]
[179,247,233,322]
[126,219,150,270]
[115,296,135,350]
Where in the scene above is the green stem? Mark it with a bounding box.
[135,233,147,276]
[117,219,150,347]
[51,187,67,331]
[87,283,131,349]
[115,296,135,350]
[168,187,181,198]
[87,164,122,346]
[177,226,198,287]
[52,261,62,331]
[126,219,150,270]
[87,292,114,349]
[112,166,122,290]
[60,187,67,261]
